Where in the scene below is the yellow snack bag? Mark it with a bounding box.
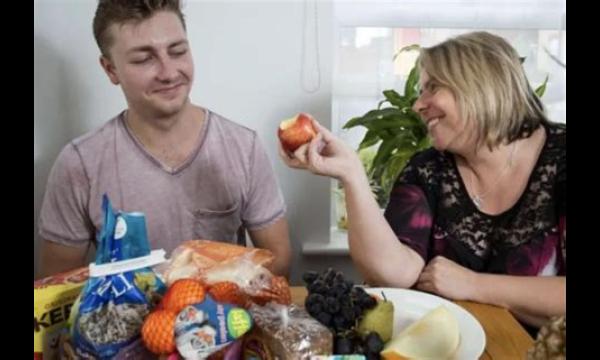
[34,267,88,359]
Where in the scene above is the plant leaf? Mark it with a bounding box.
[358,130,381,150]
[404,65,420,101]
[382,89,409,109]
[405,111,427,138]
[370,133,416,178]
[535,75,549,98]
[381,151,412,199]
[368,137,397,176]
[416,135,432,150]
[364,115,422,133]
[343,108,404,130]
[392,44,421,62]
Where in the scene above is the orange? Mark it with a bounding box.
[141,310,176,355]
[161,278,206,314]
[209,281,250,308]
[250,276,291,306]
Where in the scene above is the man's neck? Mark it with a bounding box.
[125,102,205,169]
[126,102,199,144]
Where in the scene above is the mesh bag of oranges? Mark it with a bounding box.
[142,278,253,358]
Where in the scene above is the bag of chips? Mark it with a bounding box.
[34,267,88,360]
[69,194,166,359]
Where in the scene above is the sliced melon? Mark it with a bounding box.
[380,305,460,360]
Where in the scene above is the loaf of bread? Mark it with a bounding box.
[243,303,333,359]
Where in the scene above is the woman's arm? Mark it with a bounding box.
[416,256,565,327]
[474,274,565,327]
[343,170,425,288]
[279,120,425,287]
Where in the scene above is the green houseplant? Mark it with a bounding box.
[340,45,549,210]
[343,45,427,208]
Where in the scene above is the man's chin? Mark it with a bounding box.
[152,98,189,117]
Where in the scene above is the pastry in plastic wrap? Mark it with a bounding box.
[156,240,274,285]
[203,258,291,306]
[156,240,291,307]
[243,303,333,359]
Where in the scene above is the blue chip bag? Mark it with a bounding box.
[70,195,165,359]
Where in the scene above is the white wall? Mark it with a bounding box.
[34,0,363,284]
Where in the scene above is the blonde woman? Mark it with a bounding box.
[281,32,565,329]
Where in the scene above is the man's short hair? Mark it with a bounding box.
[93,0,186,57]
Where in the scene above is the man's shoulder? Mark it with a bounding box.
[69,112,123,153]
[206,109,257,142]
[53,113,123,169]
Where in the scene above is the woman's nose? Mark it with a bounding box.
[413,95,427,115]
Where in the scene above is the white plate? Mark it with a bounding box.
[365,287,486,360]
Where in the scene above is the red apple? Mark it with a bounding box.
[278,113,317,153]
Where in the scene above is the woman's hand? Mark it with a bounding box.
[278,118,365,184]
[416,256,480,301]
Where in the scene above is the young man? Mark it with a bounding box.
[38,0,291,277]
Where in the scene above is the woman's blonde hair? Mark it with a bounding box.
[418,31,548,148]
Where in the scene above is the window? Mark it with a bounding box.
[329,1,565,241]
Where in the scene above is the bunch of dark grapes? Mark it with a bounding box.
[303,268,381,358]
[335,331,384,360]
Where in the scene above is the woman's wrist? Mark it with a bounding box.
[339,164,370,190]
[470,272,491,305]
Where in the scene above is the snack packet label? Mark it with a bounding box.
[175,295,252,359]
[228,308,252,338]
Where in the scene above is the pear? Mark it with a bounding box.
[357,293,394,343]
[380,305,460,360]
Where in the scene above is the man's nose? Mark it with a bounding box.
[156,56,178,82]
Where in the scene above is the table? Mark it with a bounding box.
[290,287,534,360]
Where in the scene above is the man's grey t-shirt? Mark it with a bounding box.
[38,109,286,254]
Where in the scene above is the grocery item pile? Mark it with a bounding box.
[34,195,459,359]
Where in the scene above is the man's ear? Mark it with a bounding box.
[99,55,120,85]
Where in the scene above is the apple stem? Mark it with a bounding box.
[381,291,387,302]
